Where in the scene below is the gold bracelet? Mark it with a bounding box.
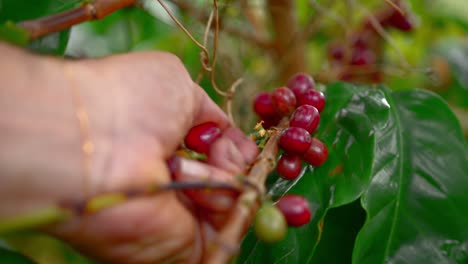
[64,64,94,198]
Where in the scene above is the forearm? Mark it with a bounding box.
[0,43,83,217]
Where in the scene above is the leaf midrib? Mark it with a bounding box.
[380,92,407,264]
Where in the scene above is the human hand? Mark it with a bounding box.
[47,51,258,263]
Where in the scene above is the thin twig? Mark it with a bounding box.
[307,0,347,33]
[384,0,405,15]
[169,0,272,49]
[208,0,230,97]
[226,78,244,124]
[18,0,136,40]
[205,118,288,264]
[156,0,212,71]
[354,0,410,68]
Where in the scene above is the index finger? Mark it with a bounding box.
[191,83,232,130]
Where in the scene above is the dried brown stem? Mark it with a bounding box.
[205,118,288,264]
[169,0,272,49]
[19,0,136,40]
[156,0,212,72]
[226,78,244,124]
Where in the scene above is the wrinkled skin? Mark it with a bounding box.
[0,44,258,263]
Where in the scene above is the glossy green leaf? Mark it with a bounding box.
[238,82,391,263]
[353,89,468,263]
[309,200,366,264]
[239,84,468,263]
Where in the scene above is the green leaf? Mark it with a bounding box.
[0,21,29,46]
[309,200,366,264]
[0,0,78,55]
[353,89,468,263]
[238,82,391,263]
[0,247,36,264]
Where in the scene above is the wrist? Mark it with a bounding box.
[0,45,86,216]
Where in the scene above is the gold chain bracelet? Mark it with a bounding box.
[64,64,94,198]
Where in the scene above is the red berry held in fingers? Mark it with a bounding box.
[276,194,312,227]
[271,87,296,116]
[184,122,222,154]
[303,138,328,166]
[290,105,320,134]
[287,73,316,98]
[297,89,325,112]
[277,154,302,180]
[253,92,277,118]
[279,127,312,154]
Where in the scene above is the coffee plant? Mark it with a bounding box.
[1,0,467,263]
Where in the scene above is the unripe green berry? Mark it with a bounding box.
[253,202,287,243]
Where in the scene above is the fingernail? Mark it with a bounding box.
[176,159,210,182]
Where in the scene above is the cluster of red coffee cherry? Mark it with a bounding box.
[251,72,329,243]
[253,73,329,181]
[328,2,414,83]
[173,73,328,243]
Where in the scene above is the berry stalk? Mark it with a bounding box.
[205,118,288,264]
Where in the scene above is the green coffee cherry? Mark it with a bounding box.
[253,202,287,243]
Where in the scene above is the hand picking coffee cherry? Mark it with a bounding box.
[303,138,329,167]
[287,72,316,98]
[254,202,287,243]
[271,87,296,116]
[279,127,312,155]
[277,154,302,180]
[289,105,320,134]
[184,122,222,154]
[276,194,312,227]
[296,89,325,112]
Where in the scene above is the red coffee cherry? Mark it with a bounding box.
[277,154,302,180]
[271,87,296,116]
[328,43,345,62]
[276,194,312,227]
[262,115,282,129]
[381,8,413,31]
[287,73,316,98]
[184,122,222,154]
[290,105,320,134]
[303,138,328,167]
[279,127,312,155]
[297,89,325,112]
[253,92,277,118]
[351,49,376,66]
